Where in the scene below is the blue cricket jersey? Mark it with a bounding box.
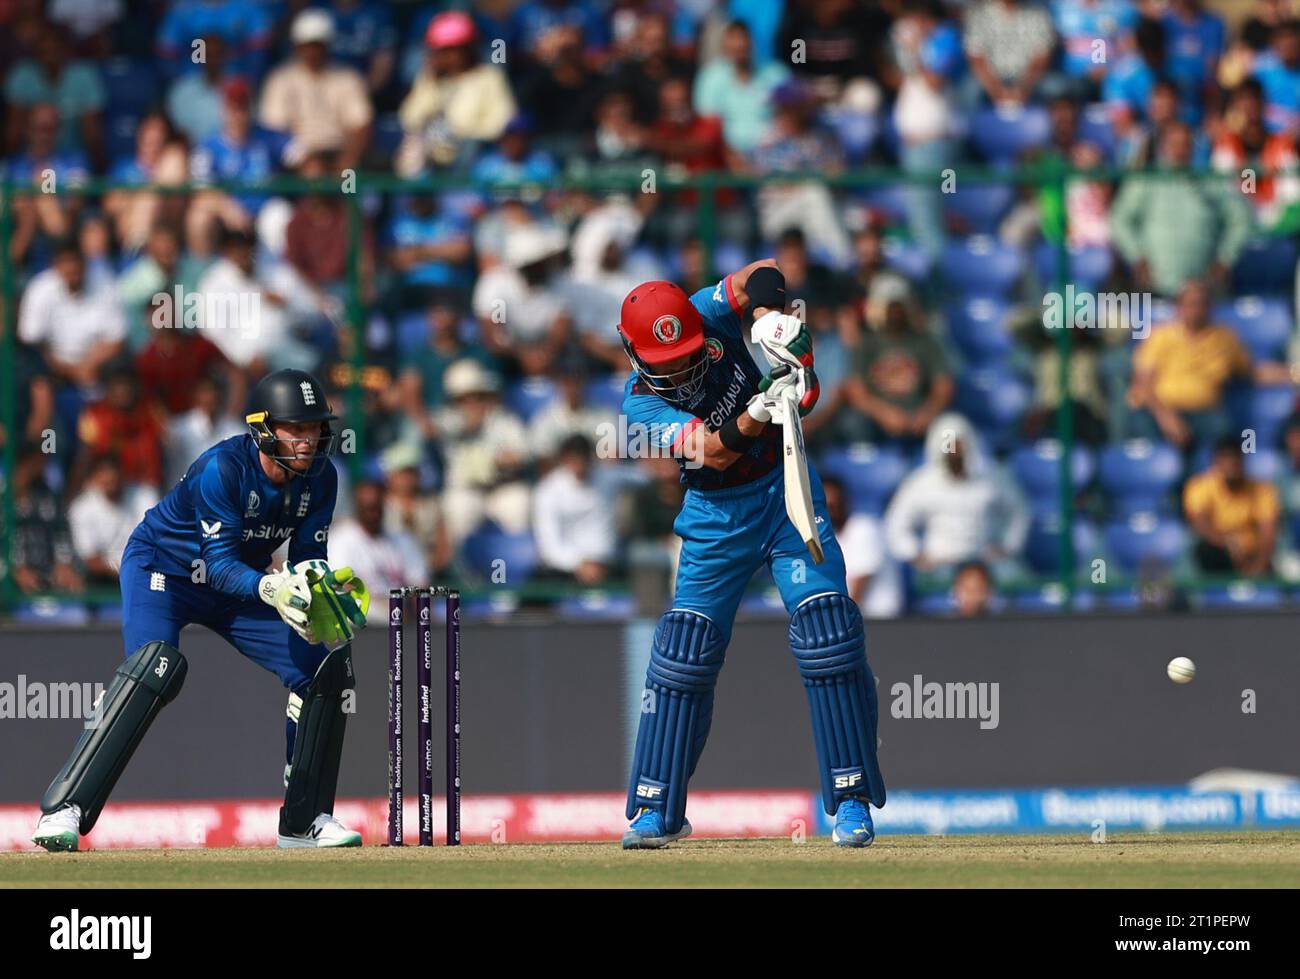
[622,275,781,492]
[127,434,337,600]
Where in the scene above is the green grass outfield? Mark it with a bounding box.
[2,832,1299,887]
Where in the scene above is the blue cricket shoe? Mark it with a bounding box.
[831,796,875,848]
[621,808,693,849]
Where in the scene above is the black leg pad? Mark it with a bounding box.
[280,646,354,835]
[41,642,188,833]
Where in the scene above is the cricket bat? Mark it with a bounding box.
[779,386,824,564]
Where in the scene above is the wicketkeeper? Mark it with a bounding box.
[32,369,371,851]
[618,263,886,848]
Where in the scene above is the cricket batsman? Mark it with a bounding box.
[32,369,371,851]
[618,264,886,848]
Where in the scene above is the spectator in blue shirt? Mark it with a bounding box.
[4,104,91,268]
[1104,16,1165,159]
[4,22,105,170]
[725,0,784,68]
[156,0,273,81]
[1253,20,1300,137]
[188,79,284,256]
[386,195,474,309]
[4,103,92,187]
[1051,0,1138,96]
[512,0,611,69]
[166,33,232,146]
[470,115,558,190]
[1161,0,1224,122]
[1103,18,1163,118]
[103,112,191,253]
[694,20,790,154]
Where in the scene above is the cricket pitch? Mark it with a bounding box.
[2,832,1298,888]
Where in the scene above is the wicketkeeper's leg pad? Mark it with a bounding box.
[790,593,886,814]
[41,641,188,834]
[280,646,354,835]
[625,609,727,833]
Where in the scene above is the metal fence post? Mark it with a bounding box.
[1053,165,1076,599]
[0,183,16,613]
[344,186,366,484]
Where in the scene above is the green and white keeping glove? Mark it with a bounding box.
[258,565,315,643]
[296,559,371,649]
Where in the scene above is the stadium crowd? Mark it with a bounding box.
[3,0,1300,619]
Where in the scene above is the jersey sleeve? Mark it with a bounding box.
[289,462,339,566]
[623,380,704,455]
[194,454,264,599]
[690,276,745,340]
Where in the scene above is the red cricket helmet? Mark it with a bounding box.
[617,281,704,365]
[616,281,710,402]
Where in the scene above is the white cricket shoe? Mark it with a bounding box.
[32,804,82,852]
[277,813,363,849]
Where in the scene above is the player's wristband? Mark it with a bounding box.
[746,266,786,311]
[719,415,760,452]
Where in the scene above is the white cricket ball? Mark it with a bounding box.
[1167,656,1196,684]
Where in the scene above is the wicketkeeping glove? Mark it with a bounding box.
[295,559,371,649]
[258,566,315,643]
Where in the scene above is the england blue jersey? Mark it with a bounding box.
[622,275,781,492]
[127,435,337,600]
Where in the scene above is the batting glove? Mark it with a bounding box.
[758,364,819,418]
[746,389,787,426]
[751,311,814,373]
[747,365,804,425]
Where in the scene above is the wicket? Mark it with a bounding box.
[388,586,461,846]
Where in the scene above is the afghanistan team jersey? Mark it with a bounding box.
[621,275,781,492]
[127,434,337,600]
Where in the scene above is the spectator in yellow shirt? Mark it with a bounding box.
[396,12,516,175]
[1184,437,1280,575]
[1127,279,1291,448]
